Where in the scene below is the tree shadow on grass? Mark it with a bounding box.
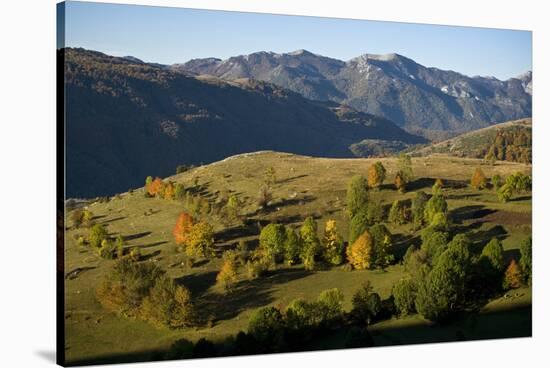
[100,216,126,224]
[450,205,496,224]
[392,233,420,260]
[276,174,309,185]
[123,231,152,241]
[468,225,508,251]
[196,268,314,324]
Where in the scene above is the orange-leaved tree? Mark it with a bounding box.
[367,162,386,189]
[471,168,487,189]
[503,259,522,289]
[164,182,175,200]
[173,212,195,245]
[147,177,165,197]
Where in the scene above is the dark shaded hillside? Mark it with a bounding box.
[177,50,532,136]
[63,48,424,198]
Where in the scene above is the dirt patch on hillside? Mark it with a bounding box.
[482,211,531,226]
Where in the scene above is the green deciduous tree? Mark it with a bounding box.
[346,175,370,218]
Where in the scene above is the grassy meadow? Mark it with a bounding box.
[64,152,532,365]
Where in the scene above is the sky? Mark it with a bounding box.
[60,1,532,80]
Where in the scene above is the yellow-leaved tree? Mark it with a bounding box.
[323,220,344,265]
[346,230,374,270]
[216,256,238,292]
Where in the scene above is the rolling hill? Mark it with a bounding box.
[62,48,424,198]
[175,50,532,136]
[409,118,532,163]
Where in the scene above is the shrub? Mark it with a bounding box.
[98,239,118,259]
[259,223,286,263]
[264,166,276,186]
[88,224,108,249]
[347,230,374,270]
[257,184,273,208]
[176,164,193,174]
[519,236,532,285]
[503,259,522,290]
[246,258,270,280]
[430,212,450,232]
[346,175,370,217]
[71,209,94,228]
[323,220,344,265]
[403,247,429,279]
[392,278,417,316]
[471,168,487,189]
[128,247,141,262]
[367,162,386,189]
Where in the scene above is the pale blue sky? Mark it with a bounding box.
[60,1,532,80]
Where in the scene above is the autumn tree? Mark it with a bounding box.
[216,255,238,292]
[147,177,165,197]
[174,183,185,200]
[164,181,175,200]
[394,171,407,193]
[367,162,386,189]
[471,168,487,189]
[347,230,374,270]
[346,175,370,218]
[503,259,522,289]
[173,212,195,245]
[323,220,345,265]
[186,222,215,258]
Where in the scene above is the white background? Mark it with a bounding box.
[0,0,548,367]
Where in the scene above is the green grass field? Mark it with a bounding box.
[64,152,532,364]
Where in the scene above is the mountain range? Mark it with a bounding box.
[174,50,531,138]
[63,48,424,198]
